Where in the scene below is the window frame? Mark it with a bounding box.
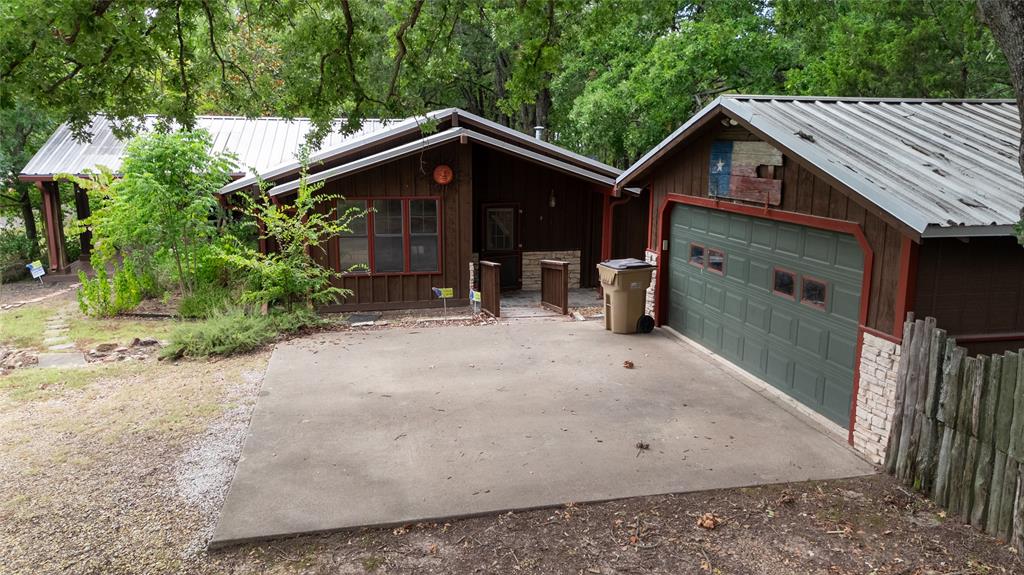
[771,266,797,300]
[337,196,443,276]
[688,243,705,268]
[799,275,829,311]
[706,248,726,275]
[336,198,370,274]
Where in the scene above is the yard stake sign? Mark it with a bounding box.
[884,313,1024,550]
[26,260,45,282]
[708,140,783,206]
[432,287,453,318]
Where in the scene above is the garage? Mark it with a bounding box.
[666,204,864,427]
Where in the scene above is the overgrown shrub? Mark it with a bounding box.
[216,163,365,310]
[0,225,35,267]
[178,283,235,319]
[76,262,152,317]
[160,308,323,359]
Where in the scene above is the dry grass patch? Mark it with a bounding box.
[0,354,269,574]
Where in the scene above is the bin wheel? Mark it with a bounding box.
[636,315,655,334]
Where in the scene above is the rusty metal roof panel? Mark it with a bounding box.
[19,115,393,178]
[618,96,1021,235]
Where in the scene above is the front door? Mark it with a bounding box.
[481,204,521,289]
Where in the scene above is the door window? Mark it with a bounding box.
[485,207,515,251]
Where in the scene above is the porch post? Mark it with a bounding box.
[73,183,92,260]
[37,181,67,272]
[600,189,612,262]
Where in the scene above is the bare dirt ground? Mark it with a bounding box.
[0,298,1021,574]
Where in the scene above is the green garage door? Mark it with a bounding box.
[667,205,863,427]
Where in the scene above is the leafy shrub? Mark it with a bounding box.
[178,283,234,319]
[160,308,323,359]
[76,262,149,317]
[217,164,364,310]
[0,226,35,267]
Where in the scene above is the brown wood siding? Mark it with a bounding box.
[647,125,906,335]
[914,236,1024,344]
[611,190,649,259]
[314,141,472,310]
[472,146,605,287]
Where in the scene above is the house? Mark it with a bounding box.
[613,95,1023,458]
[21,109,642,311]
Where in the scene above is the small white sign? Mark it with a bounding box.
[26,260,45,280]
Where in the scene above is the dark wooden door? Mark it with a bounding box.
[481,204,521,290]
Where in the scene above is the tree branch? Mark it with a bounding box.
[386,0,426,102]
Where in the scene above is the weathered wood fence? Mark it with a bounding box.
[479,261,501,318]
[540,259,570,315]
[885,313,1024,547]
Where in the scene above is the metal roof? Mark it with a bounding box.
[221,108,619,195]
[266,127,615,197]
[19,115,395,179]
[617,95,1022,236]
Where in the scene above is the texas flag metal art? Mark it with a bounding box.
[709,140,784,206]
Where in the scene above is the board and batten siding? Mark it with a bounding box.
[472,146,605,288]
[646,126,906,336]
[313,141,473,310]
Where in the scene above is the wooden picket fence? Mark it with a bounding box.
[885,313,1024,547]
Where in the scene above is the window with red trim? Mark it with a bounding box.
[688,243,705,267]
[707,248,725,275]
[338,198,441,275]
[338,199,369,273]
[772,268,795,298]
[801,277,828,310]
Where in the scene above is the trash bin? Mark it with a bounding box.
[597,258,655,334]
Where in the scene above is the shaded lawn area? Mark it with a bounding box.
[0,345,1018,574]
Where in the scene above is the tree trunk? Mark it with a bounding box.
[16,184,40,258]
[978,0,1024,184]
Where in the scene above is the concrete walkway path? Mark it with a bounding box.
[212,320,873,546]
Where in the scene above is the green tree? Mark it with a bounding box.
[0,99,54,257]
[64,130,236,296]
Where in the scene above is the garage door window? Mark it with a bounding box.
[689,243,705,267]
[707,249,725,275]
[772,268,796,299]
[801,277,828,310]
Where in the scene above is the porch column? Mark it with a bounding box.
[73,183,92,260]
[37,181,67,272]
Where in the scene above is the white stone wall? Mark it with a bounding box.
[520,250,581,290]
[644,250,658,316]
[852,331,901,464]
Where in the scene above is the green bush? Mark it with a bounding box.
[0,226,35,267]
[160,308,323,359]
[178,283,234,319]
[76,262,150,317]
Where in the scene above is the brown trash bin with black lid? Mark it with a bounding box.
[597,258,655,334]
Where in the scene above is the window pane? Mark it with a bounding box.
[410,235,439,272]
[485,208,515,251]
[409,199,439,272]
[374,199,404,235]
[373,200,404,273]
[689,244,704,266]
[339,236,369,273]
[707,249,725,274]
[773,269,795,297]
[337,199,367,236]
[374,236,404,272]
[802,278,827,308]
[410,199,438,234]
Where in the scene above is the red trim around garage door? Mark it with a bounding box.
[654,194,874,444]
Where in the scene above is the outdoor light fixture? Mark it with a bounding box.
[549,190,557,208]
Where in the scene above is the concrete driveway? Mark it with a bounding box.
[212,319,873,546]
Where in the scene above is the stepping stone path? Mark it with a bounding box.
[37,312,88,368]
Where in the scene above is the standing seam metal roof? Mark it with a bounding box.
[616,95,1022,235]
[19,115,395,178]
